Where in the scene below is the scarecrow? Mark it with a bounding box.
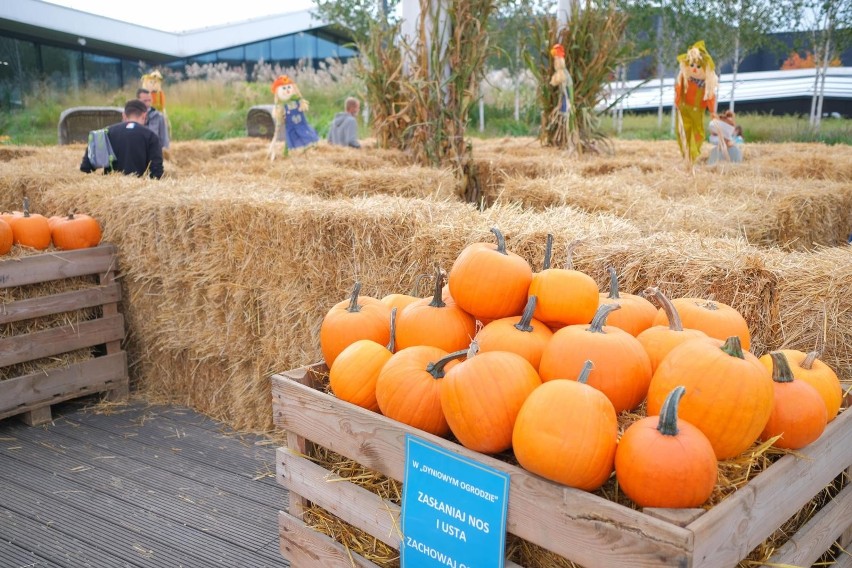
[269,75,319,160]
[674,40,718,170]
[548,43,578,151]
[141,70,167,115]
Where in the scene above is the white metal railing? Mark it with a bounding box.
[604,66,852,111]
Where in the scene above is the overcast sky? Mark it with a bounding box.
[44,0,318,32]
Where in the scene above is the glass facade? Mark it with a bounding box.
[0,27,356,110]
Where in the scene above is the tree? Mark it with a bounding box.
[621,0,703,129]
[797,0,852,130]
[694,0,792,113]
[489,0,555,121]
[313,0,400,43]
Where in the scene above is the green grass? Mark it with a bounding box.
[2,79,849,146]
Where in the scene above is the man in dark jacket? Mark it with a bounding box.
[327,97,361,149]
[80,99,164,179]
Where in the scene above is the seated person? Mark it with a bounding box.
[327,97,361,149]
[80,99,163,179]
[707,110,742,165]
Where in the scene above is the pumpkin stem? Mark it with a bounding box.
[22,197,30,218]
[386,308,397,352]
[607,267,621,300]
[514,296,537,333]
[657,386,686,436]
[643,287,685,332]
[491,227,508,256]
[542,233,553,270]
[576,360,594,384]
[720,336,745,359]
[699,300,720,311]
[67,213,75,220]
[564,240,580,270]
[346,282,363,313]
[802,350,819,370]
[769,351,795,384]
[586,303,621,333]
[426,349,468,379]
[411,272,431,296]
[428,266,446,308]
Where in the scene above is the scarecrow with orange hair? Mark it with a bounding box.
[269,75,319,160]
[674,40,718,169]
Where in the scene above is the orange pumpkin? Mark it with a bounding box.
[475,295,553,369]
[319,282,392,367]
[646,336,773,459]
[538,303,652,413]
[759,352,826,450]
[50,213,102,250]
[375,346,465,436]
[440,344,541,453]
[395,266,476,352]
[615,386,717,508]
[598,267,657,336]
[0,218,12,255]
[381,273,431,312]
[6,198,50,250]
[329,308,397,412]
[447,227,532,322]
[528,238,598,329]
[758,349,842,423]
[512,361,618,491]
[651,297,751,351]
[637,287,708,373]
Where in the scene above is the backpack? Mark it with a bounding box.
[87,128,116,169]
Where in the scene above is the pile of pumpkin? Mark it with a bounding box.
[0,198,102,255]
[320,228,844,509]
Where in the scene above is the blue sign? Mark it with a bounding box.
[401,434,510,568]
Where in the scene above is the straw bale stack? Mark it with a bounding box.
[33,176,639,428]
[496,167,852,250]
[2,139,850,431]
[768,245,852,380]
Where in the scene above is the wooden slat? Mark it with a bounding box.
[271,372,693,568]
[0,244,117,288]
[0,313,124,367]
[0,282,121,325]
[0,352,127,420]
[689,408,852,568]
[277,447,401,548]
[279,510,381,568]
[0,431,279,557]
[0,507,140,568]
[278,449,523,568]
[767,481,852,566]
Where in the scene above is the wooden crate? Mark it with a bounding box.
[272,364,852,568]
[0,244,129,426]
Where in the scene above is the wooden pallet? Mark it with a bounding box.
[0,244,128,425]
[271,363,852,568]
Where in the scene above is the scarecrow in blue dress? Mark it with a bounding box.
[269,75,319,160]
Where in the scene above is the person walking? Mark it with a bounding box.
[80,99,164,179]
[327,97,361,149]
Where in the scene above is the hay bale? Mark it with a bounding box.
[57,106,123,145]
[768,245,852,383]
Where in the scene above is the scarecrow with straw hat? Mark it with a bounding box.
[674,40,718,170]
[269,75,319,160]
[141,70,166,113]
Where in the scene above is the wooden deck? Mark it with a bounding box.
[0,397,288,567]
